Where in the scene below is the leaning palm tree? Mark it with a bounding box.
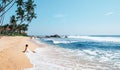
[0,0,36,36]
[25,0,36,24]
[0,0,16,35]
[14,0,36,36]
[15,0,36,25]
[15,0,25,24]
[0,0,15,24]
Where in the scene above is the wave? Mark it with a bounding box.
[67,48,120,64]
[41,37,120,50]
[39,38,120,69]
[41,38,78,44]
[25,47,120,70]
[68,36,120,42]
[53,40,78,44]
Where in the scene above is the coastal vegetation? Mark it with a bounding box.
[0,0,36,36]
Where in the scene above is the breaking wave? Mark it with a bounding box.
[68,35,120,42]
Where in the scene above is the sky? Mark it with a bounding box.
[3,0,120,35]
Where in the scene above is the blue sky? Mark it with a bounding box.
[4,0,120,35]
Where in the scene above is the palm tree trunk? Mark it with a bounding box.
[0,0,16,17]
[0,0,14,12]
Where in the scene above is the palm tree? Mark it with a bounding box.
[15,0,25,24]
[25,0,36,24]
[22,24,28,32]
[21,24,28,35]
[2,24,10,35]
[16,0,24,6]
[10,15,16,25]
[15,0,36,25]
[0,0,36,36]
[10,15,17,34]
[0,0,15,35]
[0,0,14,23]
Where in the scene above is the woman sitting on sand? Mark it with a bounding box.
[23,44,35,53]
[23,44,28,53]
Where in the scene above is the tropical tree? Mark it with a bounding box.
[0,0,36,36]
[15,0,36,24]
[0,0,16,35]
[0,0,15,25]
[10,15,16,34]
[25,0,36,24]
[15,0,24,24]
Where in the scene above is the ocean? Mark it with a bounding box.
[25,35,120,70]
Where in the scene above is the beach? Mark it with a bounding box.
[0,36,120,70]
[0,36,39,70]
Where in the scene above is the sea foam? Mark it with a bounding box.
[24,47,120,70]
[68,36,120,42]
[24,37,120,70]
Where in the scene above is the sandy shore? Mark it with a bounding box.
[0,36,39,70]
[0,36,118,70]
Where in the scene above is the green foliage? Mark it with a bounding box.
[0,23,28,36]
[0,0,37,36]
[15,0,36,24]
[25,0,36,23]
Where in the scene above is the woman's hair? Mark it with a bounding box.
[26,44,28,47]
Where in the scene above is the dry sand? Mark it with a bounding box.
[0,36,39,70]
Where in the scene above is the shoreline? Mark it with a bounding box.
[0,36,119,70]
[0,36,39,70]
[25,37,120,70]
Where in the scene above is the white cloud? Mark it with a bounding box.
[104,12,114,16]
[54,14,65,18]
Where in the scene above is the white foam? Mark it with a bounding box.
[53,40,77,44]
[42,38,79,44]
[68,36,120,42]
[83,50,98,56]
[53,40,70,44]
[24,47,120,70]
[42,38,53,41]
